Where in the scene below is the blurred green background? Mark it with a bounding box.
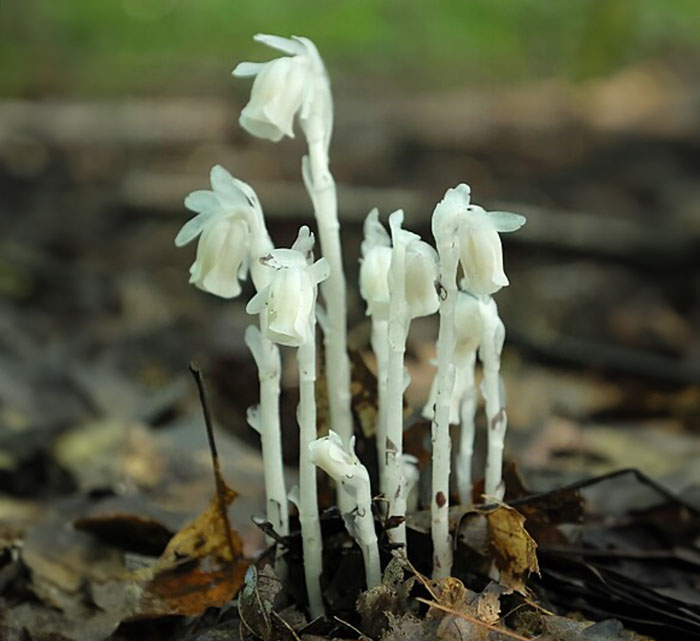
[2,0,700,97]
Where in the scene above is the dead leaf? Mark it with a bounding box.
[238,564,306,641]
[135,478,249,616]
[486,505,540,595]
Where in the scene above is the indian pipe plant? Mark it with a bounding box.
[175,33,526,615]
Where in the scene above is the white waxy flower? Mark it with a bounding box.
[175,165,271,299]
[246,228,330,347]
[388,210,439,336]
[359,208,392,320]
[432,182,526,296]
[454,290,484,362]
[233,34,332,147]
[458,205,526,295]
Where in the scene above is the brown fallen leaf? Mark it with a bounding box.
[133,479,248,616]
[486,505,540,595]
[132,367,250,617]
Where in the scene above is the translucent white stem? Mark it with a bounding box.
[297,324,324,619]
[384,334,407,546]
[457,352,477,507]
[303,138,353,454]
[353,489,382,589]
[431,250,459,579]
[479,298,506,500]
[370,319,389,496]
[482,362,506,499]
[245,323,288,541]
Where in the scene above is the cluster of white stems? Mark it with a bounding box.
[175,34,525,613]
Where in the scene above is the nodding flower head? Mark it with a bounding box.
[454,290,483,361]
[388,210,440,324]
[432,183,526,295]
[359,208,392,320]
[309,431,370,502]
[233,34,332,147]
[175,165,270,299]
[246,227,330,347]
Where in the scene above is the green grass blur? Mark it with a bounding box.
[1,0,699,97]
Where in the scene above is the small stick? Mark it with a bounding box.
[189,363,238,570]
[416,598,534,641]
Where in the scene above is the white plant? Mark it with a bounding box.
[423,290,483,506]
[247,227,329,619]
[477,295,507,500]
[429,185,467,578]
[176,166,288,540]
[309,431,381,589]
[429,184,525,577]
[234,36,354,483]
[359,209,392,494]
[385,210,439,548]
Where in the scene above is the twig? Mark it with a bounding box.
[333,615,374,641]
[504,467,700,518]
[189,363,239,570]
[400,552,438,601]
[273,611,302,641]
[416,597,533,641]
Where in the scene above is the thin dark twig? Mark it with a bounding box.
[189,362,239,569]
[503,468,700,518]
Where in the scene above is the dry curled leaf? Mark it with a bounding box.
[134,479,248,616]
[486,505,540,595]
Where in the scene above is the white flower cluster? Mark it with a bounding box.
[175,33,527,599]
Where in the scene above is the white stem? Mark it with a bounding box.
[456,352,477,507]
[353,486,382,588]
[247,321,289,539]
[384,330,407,546]
[297,322,324,619]
[482,364,505,499]
[304,138,353,454]
[479,298,506,500]
[431,249,459,579]
[370,319,389,496]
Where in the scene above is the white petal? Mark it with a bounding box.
[232,61,268,77]
[266,248,307,269]
[184,190,219,214]
[174,212,213,247]
[361,208,391,256]
[210,165,248,210]
[308,257,330,285]
[254,33,306,56]
[246,286,270,315]
[291,225,315,257]
[487,211,526,233]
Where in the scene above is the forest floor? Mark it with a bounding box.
[0,65,699,640]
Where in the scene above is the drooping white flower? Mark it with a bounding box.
[432,183,526,296]
[175,165,271,299]
[388,210,439,337]
[359,208,392,320]
[246,228,330,347]
[233,34,332,148]
[454,290,484,362]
